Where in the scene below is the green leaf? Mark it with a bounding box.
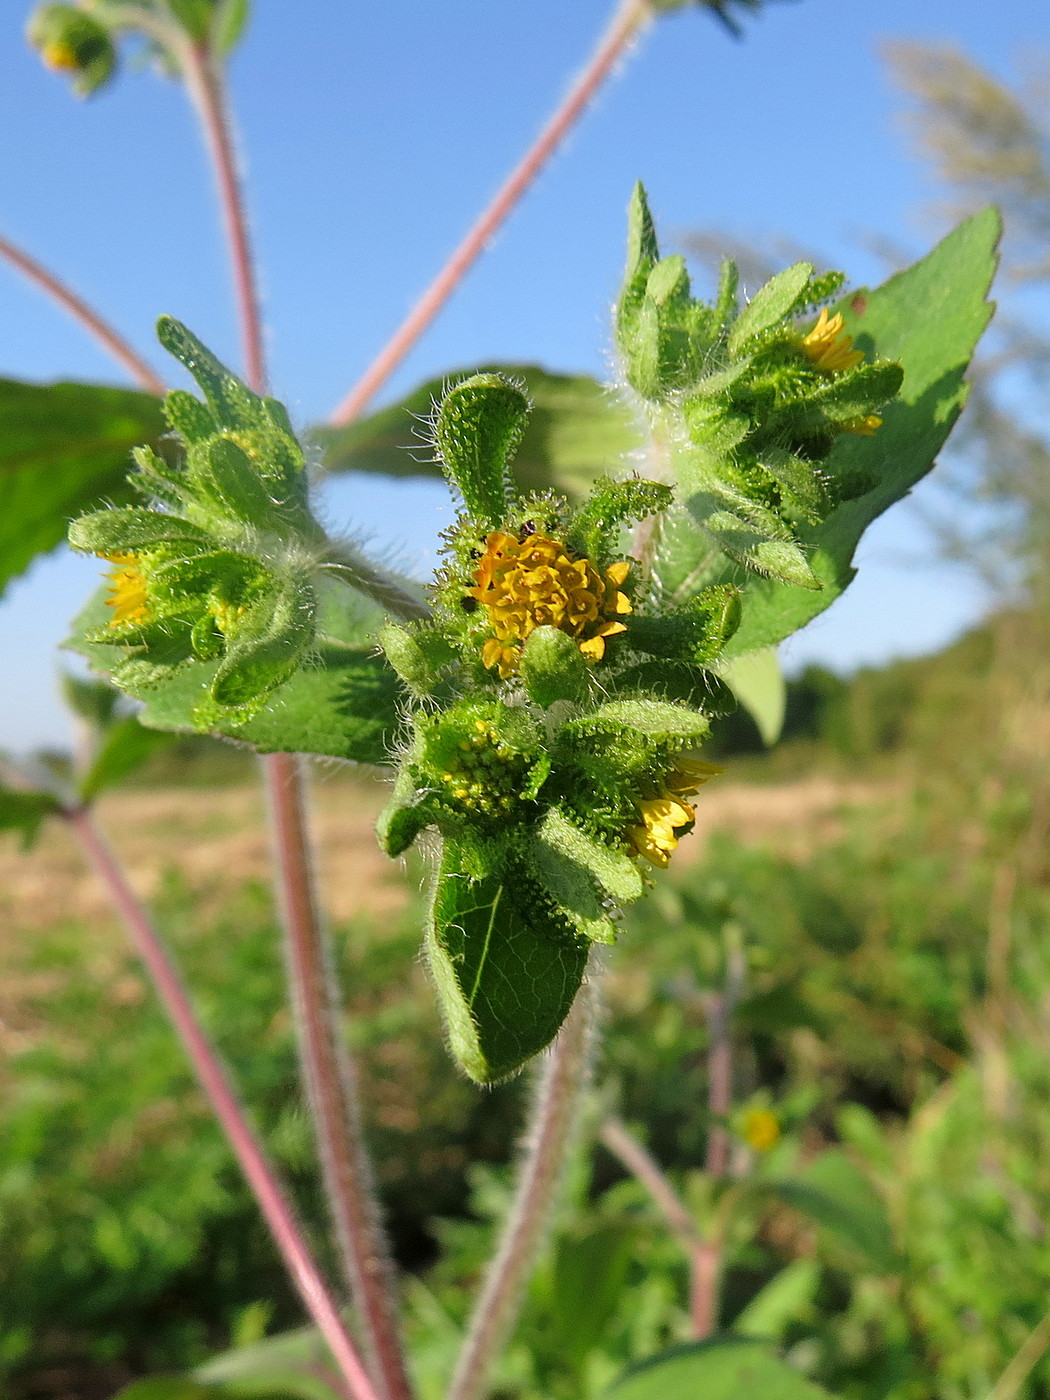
[717,648,785,745]
[0,785,61,849]
[426,843,588,1083]
[733,1259,821,1341]
[768,1150,897,1272]
[549,1221,635,1370]
[78,713,177,803]
[728,261,813,353]
[211,0,252,54]
[605,1337,835,1400]
[67,585,401,764]
[0,378,164,599]
[69,506,212,554]
[725,208,1000,655]
[312,365,644,501]
[195,1324,345,1400]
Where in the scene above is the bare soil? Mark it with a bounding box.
[0,771,883,942]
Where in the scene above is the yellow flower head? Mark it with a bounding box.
[801,307,864,376]
[470,531,632,678]
[739,1107,780,1154]
[103,552,150,628]
[41,40,80,72]
[626,756,721,868]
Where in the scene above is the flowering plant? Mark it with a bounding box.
[0,2,999,1398]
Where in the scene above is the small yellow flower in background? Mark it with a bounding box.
[801,307,864,375]
[103,553,150,628]
[471,531,632,678]
[739,1107,780,1153]
[840,414,882,437]
[40,40,80,71]
[626,756,721,867]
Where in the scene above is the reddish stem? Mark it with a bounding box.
[265,753,414,1400]
[180,44,267,394]
[328,0,653,426]
[66,806,380,1400]
[0,232,165,395]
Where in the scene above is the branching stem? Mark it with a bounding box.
[447,985,595,1400]
[65,806,380,1400]
[0,232,165,395]
[328,0,653,426]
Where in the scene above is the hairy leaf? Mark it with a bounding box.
[426,844,588,1083]
[724,208,1000,654]
[0,378,164,599]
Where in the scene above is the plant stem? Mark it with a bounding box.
[179,42,267,395]
[264,753,414,1400]
[447,986,595,1400]
[180,42,412,1399]
[320,550,433,624]
[0,232,165,395]
[600,1115,726,1338]
[328,0,654,426]
[65,806,381,1400]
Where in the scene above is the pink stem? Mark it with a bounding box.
[66,806,381,1400]
[265,753,414,1400]
[180,43,267,394]
[328,0,653,426]
[0,232,165,395]
[177,35,412,1394]
[600,1116,697,1248]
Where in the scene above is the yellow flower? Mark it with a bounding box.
[471,531,632,678]
[801,307,864,375]
[626,757,721,868]
[739,1107,780,1153]
[103,553,150,628]
[41,40,80,72]
[840,414,882,437]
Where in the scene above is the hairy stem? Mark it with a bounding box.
[66,806,380,1400]
[265,753,414,1400]
[329,0,653,426]
[180,41,412,1398]
[447,986,595,1400]
[180,43,267,395]
[0,232,165,395]
[600,1115,697,1248]
[320,550,433,624]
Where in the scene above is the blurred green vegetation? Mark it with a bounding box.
[5,605,1050,1399]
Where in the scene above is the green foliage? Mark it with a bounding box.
[722,207,1001,654]
[605,1339,833,1400]
[718,648,785,746]
[26,4,116,95]
[311,364,644,502]
[77,714,178,803]
[0,378,164,600]
[0,783,60,848]
[765,1151,897,1273]
[434,373,529,526]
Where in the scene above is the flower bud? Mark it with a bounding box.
[27,4,116,96]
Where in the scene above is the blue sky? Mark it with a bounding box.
[0,0,1040,751]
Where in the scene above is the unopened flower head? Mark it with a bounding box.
[470,530,632,678]
[801,307,864,376]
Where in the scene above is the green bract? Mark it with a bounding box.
[68,319,324,716]
[617,183,903,589]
